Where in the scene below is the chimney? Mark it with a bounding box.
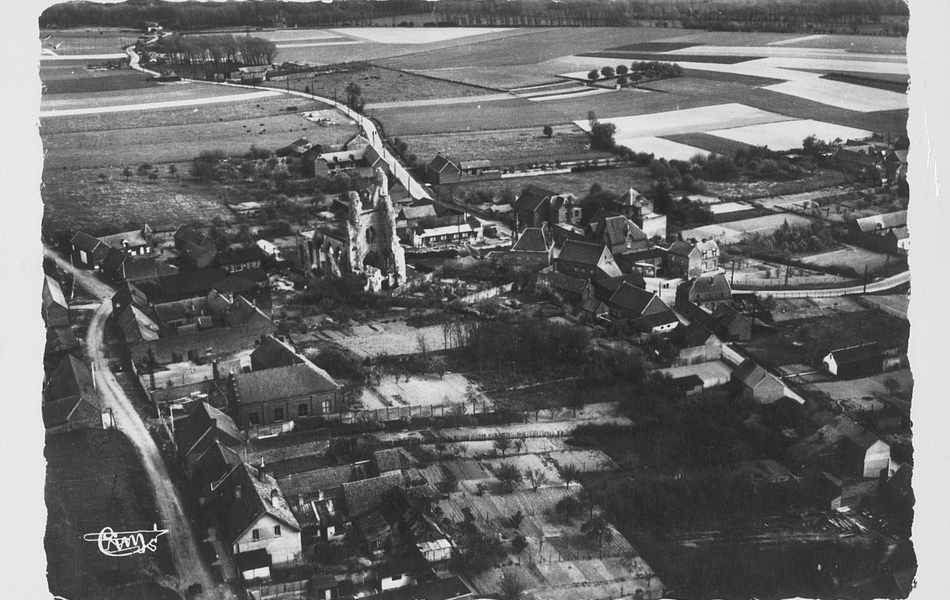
[317,489,325,502]
[122,239,130,248]
[258,458,266,481]
[212,359,219,382]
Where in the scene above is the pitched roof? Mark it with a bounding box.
[212,274,258,295]
[112,281,150,312]
[612,187,645,207]
[833,147,881,167]
[733,359,781,390]
[557,240,609,266]
[45,326,80,356]
[115,305,160,343]
[543,272,588,296]
[511,227,553,253]
[232,361,340,405]
[459,159,491,170]
[373,448,418,474]
[628,309,679,332]
[682,322,715,347]
[828,342,881,365]
[251,335,303,371]
[342,472,403,517]
[608,282,659,316]
[668,240,698,258]
[427,155,459,173]
[176,401,245,458]
[354,509,391,543]
[593,273,646,300]
[44,355,96,404]
[514,184,557,212]
[98,227,149,250]
[398,204,439,222]
[588,213,647,249]
[217,245,263,266]
[193,440,244,491]
[788,415,884,463]
[220,463,300,545]
[277,464,357,499]
[69,231,107,255]
[159,268,228,300]
[680,273,732,298]
[43,275,68,311]
[854,210,907,233]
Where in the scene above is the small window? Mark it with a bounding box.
[252,529,260,541]
[248,412,260,426]
[322,400,332,414]
[274,407,285,422]
[274,525,282,537]
[298,403,308,417]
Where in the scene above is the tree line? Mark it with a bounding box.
[154,34,278,71]
[40,0,428,31]
[40,0,906,34]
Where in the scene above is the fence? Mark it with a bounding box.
[457,282,514,305]
[337,400,495,424]
[246,578,308,600]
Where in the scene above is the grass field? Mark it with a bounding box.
[266,64,494,105]
[43,72,159,95]
[42,166,234,235]
[707,119,873,151]
[402,125,604,163]
[40,81,264,112]
[661,132,754,156]
[40,28,140,55]
[45,429,175,600]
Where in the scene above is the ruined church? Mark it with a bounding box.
[301,168,407,292]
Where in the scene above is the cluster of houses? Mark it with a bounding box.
[830,137,909,188]
[175,400,470,599]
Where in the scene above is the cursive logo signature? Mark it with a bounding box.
[83,524,169,557]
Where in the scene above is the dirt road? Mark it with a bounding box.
[46,247,226,599]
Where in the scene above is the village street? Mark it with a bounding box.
[44,246,227,600]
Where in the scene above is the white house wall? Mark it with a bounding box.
[233,513,302,565]
[863,440,891,478]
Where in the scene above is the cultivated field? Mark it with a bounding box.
[268,64,494,106]
[707,119,873,151]
[40,28,140,55]
[333,27,513,45]
[679,213,815,245]
[42,166,233,235]
[40,97,357,170]
[402,126,606,164]
[354,373,490,411]
[40,81,270,113]
[798,245,895,274]
[764,77,909,113]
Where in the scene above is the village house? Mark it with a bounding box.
[230,201,263,218]
[357,576,473,600]
[43,355,101,434]
[101,247,178,284]
[42,275,70,328]
[408,220,481,248]
[605,282,678,333]
[832,147,885,185]
[555,240,622,280]
[611,188,667,240]
[732,359,786,404]
[45,326,81,375]
[822,342,883,379]
[217,244,264,274]
[615,247,667,277]
[675,273,732,310]
[115,289,277,366]
[228,335,341,430]
[513,185,579,229]
[499,225,554,270]
[175,401,247,476]
[585,210,650,255]
[425,155,461,185]
[667,239,720,279]
[212,461,303,568]
[174,225,219,270]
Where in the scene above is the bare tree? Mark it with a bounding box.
[558,463,580,487]
[525,468,547,492]
[493,433,512,458]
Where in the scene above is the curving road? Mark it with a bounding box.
[45,248,224,600]
[740,268,911,299]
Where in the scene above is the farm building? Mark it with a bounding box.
[606,283,678,333]
[850,210,909,255]
[42,355,101,434]
[175,401,246,475]
[676,323,723,366]
[69,224,153,270]
[174,225,218,270]
[832,147,885,185]
[42,275,69,328]
[408,221,481,248]
[554,240,621,280]
[732,359,786,404]
[217,244,264,274]
[611,188,667,239]
[101,248,178,284]
[230,201,263,218]
[115,289,277,366]
[788,415,891,479]
[615,247,667,277]
[822,342,883,379]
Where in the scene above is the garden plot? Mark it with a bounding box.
[707,119,873,151]
[574,103,794,140]
[334,321,453,358]
[659,361,734,388]
[331,27,511,44]
[764,77,908,113]
[481,454,563,486]
[353,373,489,411]
[443,460,493,484]
[616,136,711,161]
[547,449,618,473]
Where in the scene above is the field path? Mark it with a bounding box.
[45,246,230,600]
